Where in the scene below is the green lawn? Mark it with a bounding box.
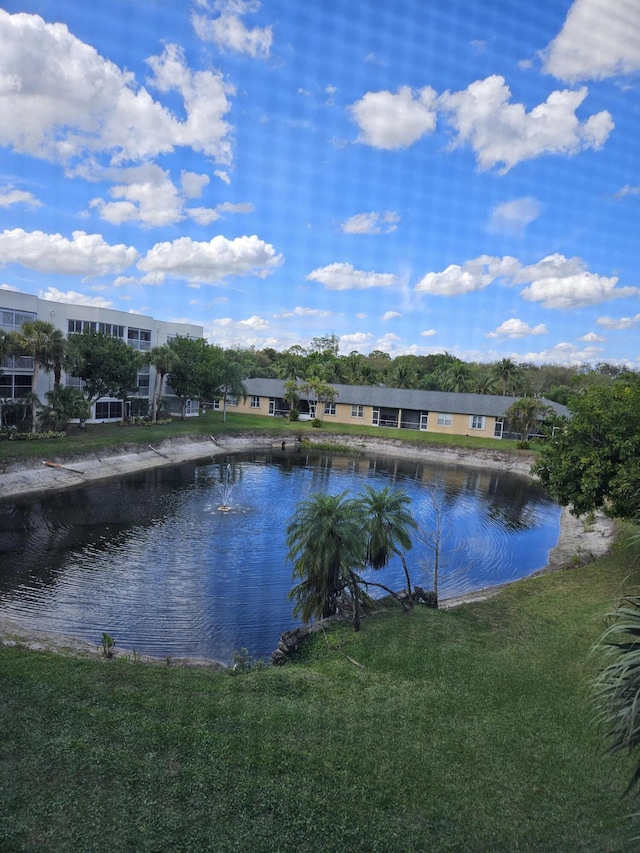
[2,528,640,852]
[0,409,532,466]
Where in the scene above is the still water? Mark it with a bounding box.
[0,449,560,664]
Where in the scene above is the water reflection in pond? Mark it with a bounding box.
[0,449,560,664]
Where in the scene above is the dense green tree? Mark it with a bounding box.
[167,336,223,419]
[286,492,368,627]
[40,386,91,430]
[360,485,417,598]
[503,397,553,447]
[532,377,640,519]
[66,329,140,421]
[15,320,67,432]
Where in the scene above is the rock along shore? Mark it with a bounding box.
[0,432,615,665]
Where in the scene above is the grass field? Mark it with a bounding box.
[2,526,640,852]
[0,409,535,466]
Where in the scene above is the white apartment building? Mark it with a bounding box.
[1,289,204,423]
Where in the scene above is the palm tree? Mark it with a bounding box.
[40,386,90,431]
[593,595,640,794]
[148,345,177,422]
[493,358,521,396]
[503,397,552,446]
[360,485,417,599]
[16,320,67,433]
[283,379,300,418]
[286,492,367,627]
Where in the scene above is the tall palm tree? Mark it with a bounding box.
[360,485,417,598]
[493,358,521,396]
[286,492,367,627]
[148,345,177,422]
[17,320,67,433]
[593,595,640,794]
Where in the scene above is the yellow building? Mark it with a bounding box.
[224,378,568,441]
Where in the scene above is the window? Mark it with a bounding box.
[250,395,261,408]
[1,308,36,332]
[469,415,486,430]
[213,399,221,410]
[226,395,239,407]
[437,413,452,426]
[351,405,364,418]
[137,369,150,394]
[127,327,152,350]
[95,401,122,419]
[98,322,125,338]
[0,374,32,397]
[68,319,97,334]
[324,402,336,415]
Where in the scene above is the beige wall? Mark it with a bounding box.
[232,395,500,438]
[427,412,497,438]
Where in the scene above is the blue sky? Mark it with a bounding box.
[0,0,639,366]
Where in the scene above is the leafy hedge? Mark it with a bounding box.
[0,430,66,441]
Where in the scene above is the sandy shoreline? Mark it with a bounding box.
[0,433,615,664]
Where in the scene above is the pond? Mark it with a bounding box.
[0,448,560,664]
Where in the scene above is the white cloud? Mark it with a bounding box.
[307,262,397,290]
[374,332,401,353]
[181,171,210,199]
[192,1,272,58]
[0,228,138,275]
[615,184,640,198]
[89,165,184,227]
[520,342,604,366]
[340,331,373,350]
[214,169,231,185]
[0,188,41,208]
[517,254,638,308]
[486,318,548,338]
[382,310,402,320]
[415,252,635,309]
[420,329,437,337]
[542,0,640,83]
[440,75,613,172]
[278,306,332,318]
[138,234,283,283]
[341,211,399,234]
[579,331,606,342]
[187,201,254,225]
[38,287,113,307]
[0,13,234,167]
[488,197,542,234]
[239,314,268,328]
[596,313,640,330]
[350,86,437,150]
[415,255,517,296]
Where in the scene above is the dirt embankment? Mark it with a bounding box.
[0,432,615,663]
[0,431,535,500]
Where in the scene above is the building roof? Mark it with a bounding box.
[242,377,570,418]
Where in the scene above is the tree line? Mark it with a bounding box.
[233,334,633,404]
[0,320,246,433]
[1,320,636,434]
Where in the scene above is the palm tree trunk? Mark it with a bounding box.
[397,550,412,601]
[151,371,160,422]
[30,364,39,434]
